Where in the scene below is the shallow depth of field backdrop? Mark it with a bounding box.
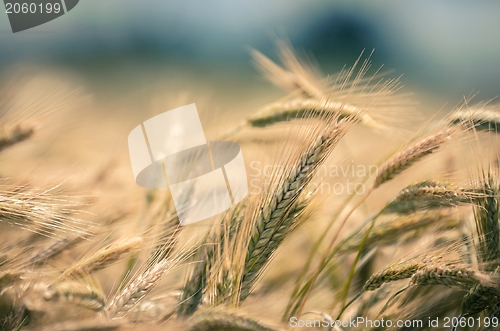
[2,1,500,331]
[1,1,500,174]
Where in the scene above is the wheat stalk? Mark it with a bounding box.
[0,187,94,239]
[339,211,460,253]
[27,235,84,267]
[247,97,392,133]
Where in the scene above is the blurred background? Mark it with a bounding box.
[1,0,499,103]
[0,0,499,178]
[2,2,500,327]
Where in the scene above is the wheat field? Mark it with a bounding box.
[1,42,500,331]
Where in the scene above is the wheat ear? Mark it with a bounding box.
[410,265,495,289]
[462,284,499,316]
[105,257,176,318]
[460,174,500,317]
[374,129,454,188]
[382,180,478,214]
[106,247,190,319]
[251,42,325,99]
[363,260,427,291]
[473,174,500,266]
[61,237,142,278]
[248,97,387,131]
[241,115,357,300]
[448,106,500,132]
[0,187,94,238]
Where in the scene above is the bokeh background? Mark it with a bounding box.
[1,0,499,184]
[1,1,500,102]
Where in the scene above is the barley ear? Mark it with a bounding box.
[374,128,454,188]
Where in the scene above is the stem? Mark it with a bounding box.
[339,205,385,308]
[336,291,362,320]
[282,182,364,320]
[295,186,374,318]
[378,285,409,317]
